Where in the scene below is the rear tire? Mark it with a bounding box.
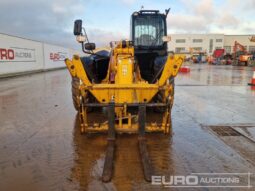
[72,77,80,111]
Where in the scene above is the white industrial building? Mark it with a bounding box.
[168,34,255,55]
[0,33,83,77]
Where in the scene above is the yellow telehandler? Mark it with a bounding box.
[65,9,183,182]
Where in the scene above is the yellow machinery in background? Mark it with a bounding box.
[65,9,183,182]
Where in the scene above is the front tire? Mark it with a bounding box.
[72,77,80,111]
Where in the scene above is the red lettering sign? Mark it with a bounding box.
[50,53,54,60]
[50,53,61,61]
[0,48,15,60]
[7,49,14,60]
[0,49,7,59]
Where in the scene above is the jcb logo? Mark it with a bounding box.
[0,48,15,60]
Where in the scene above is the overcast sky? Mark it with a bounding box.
[0,0,254,49]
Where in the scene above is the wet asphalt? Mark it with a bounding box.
[0,64,255,191]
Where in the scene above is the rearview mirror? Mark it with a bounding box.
[73,20,82,35]
[85,43,96,51]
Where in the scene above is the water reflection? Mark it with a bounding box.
[70,115,174,191]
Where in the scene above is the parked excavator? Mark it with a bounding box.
[64,9,183,182]
[233,41,253,66]
[248,36,255,66]
[249,36,255,42]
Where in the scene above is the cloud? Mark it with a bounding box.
[216,13,240,28]
[0,0,86,49]
[121,0,137,5]
[167,0,215,33]
[194,0,214,18]
[87,28,127,47]
[168,0,253,34]
[167,14,210,33]
[0,0,253,49]
[243,0,255,10]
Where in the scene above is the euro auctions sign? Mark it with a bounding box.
[49,52,68,62]
[0,49,14,60]
[43,44,69,69]
[0,47,36,62]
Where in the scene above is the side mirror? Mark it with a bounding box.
[85,43,96,51]
[73,20,82,35]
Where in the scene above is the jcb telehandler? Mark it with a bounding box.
[65,9,183,182]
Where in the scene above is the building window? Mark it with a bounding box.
[215,47,222,49]
[193,39,203,43]
[224,46,231,53]
[216,39,223,43]
[176,39,186,43]
[249,46,255,52]
[175,47,185,53]
[192,47,202,51]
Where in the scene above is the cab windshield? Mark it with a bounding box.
[134,16,165,47]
